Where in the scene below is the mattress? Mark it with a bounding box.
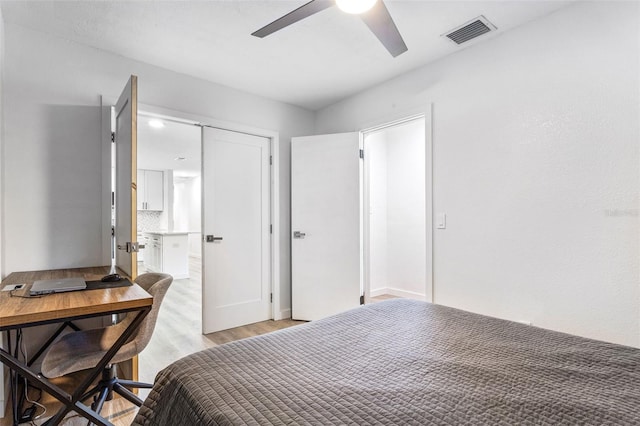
[133,299,640,425]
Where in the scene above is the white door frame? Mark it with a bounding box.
[360,105,434,303]
[135,104,282,327]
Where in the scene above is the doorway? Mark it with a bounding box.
[136,114,205,383]
[363,116,428,303]
[290,112,432,320]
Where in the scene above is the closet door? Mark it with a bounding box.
[201,127,272,333]
[291,132,362,321]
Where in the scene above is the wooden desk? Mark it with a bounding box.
[0,267,152,329]
[0,267,153,426]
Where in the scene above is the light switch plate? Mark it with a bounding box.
[437,213,446,229]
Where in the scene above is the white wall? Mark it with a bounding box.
[317,2,640,347]
[366,131,388,294]
[174,175,202,258]
[0,5,6,419]
[366,119,426,299]
[385,120,426,297]
[173,176,201,233]
[2,23,315,317]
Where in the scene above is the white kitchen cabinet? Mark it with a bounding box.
[142,232,189,279]
[137,232,145,262]
[137,169,164,211]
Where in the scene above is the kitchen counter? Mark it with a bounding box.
[143,230,190,236]
[141,232,189,279]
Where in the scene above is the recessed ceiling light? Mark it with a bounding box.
[335,0,377,14]
[148,119,165,129]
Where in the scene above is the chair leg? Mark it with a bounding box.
[113,383,144,407]
[79,382,103,403]
[91,386,110,414]
[117,379,154,389]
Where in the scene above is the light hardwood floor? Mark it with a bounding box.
[1,258,303,426]
[370,294,400,303]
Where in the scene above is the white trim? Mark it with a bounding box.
[278,308,291,320]
[370,287,426,301]
[0,337,7,418]
[360,104,434,304]
[136,103,281,330]
[100,100,114,265]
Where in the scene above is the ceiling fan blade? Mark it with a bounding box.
[252,0,334,38]
[360,0,408,57]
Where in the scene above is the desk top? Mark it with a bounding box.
[0,266,153,329]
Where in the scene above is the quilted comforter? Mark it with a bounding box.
[133,299,640,425]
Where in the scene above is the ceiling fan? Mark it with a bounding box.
[252,0,408,57]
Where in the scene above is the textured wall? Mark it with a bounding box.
[2,23,315,317]
[317,2,640,347]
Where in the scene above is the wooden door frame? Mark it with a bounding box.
[134,104,282,327]
[360,104,434,304]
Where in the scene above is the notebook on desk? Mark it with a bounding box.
[30,277,87,296]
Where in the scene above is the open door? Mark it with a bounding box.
[291,133,362,321]
[114,75,138,279]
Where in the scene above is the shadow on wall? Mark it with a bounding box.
[43,104,103,268]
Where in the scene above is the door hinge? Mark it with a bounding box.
[111,191,115,206]
[270,293,273,303]
[359,149,364,159]
[111,226,115,237]
[359,295,365,305]
[270,224,272,234]
[269,155,272,165]
[111,132,115,143]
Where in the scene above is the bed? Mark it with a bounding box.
[133,299,640,425]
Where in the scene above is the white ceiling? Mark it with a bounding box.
[138,116,201,177]
[0,0,572,110]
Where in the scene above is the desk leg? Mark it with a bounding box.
[6,330,19,426]
[0,307,150,426]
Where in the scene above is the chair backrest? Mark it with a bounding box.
[119,273,173,355]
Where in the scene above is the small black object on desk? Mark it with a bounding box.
[101,274,122,282]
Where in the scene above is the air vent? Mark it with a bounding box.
[443,15,496,45]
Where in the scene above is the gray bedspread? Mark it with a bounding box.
[133,299,640,425]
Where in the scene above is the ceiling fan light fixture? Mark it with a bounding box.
[335,0,377,15]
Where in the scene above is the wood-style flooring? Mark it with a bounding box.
[370,293,400,303]
[0,258,303,426]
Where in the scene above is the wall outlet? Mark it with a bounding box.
[1,284,24,292]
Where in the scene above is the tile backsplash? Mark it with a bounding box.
[138,211,163,232]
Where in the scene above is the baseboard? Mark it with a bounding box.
[1,338,8,418]
[370,288,388,298]
[370,287,426,301]
[275,308,291,320]
[0,368,8,418]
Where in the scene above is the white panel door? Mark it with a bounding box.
[202,127,271,333]
[291,132,361,321]
[114,75,138,279]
